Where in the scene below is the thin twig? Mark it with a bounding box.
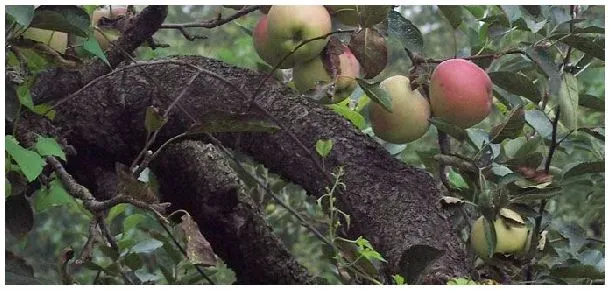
[161,5,260,29]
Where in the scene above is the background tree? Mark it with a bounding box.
[4,5,605,285]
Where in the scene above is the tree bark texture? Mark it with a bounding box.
[20,55,470,283]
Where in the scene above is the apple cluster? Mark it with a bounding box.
[252,6,363,104]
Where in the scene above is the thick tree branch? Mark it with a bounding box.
[22,56,470,283]
[152,140,314,284]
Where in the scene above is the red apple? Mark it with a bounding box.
[429,59,493,128]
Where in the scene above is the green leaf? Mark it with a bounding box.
[32,104,56,120]
[34,136,66,161]
[490,106,525,143]
[123,214,147,232]
[563,161,604,179]
[124,253,143,271]
[33,178,78,213]
[98,245,119,261]
[83,35,110,66]
[556,73,579,130]
[106,203,128,224]
[500,5,522,25]
[463,6,486,19]
[559,34,604,61]
[315,139,334,158]
[349,28,388,79]
[5,135,44,182]
[430,117,467,142]
[483,217,496,258]
[144,106,167,134]
[510,187,562,203]
[131,239,163,254]
[6,5,35,28]
[550,264,604,280]
[392,274,406,285]
[16,85,35,110]
[387,10,423,54]
[578,94,604,111]
[524,110,553,139]
[356,78,392,112]
[30,5,90,37]
[329,103,366,130]
[489,71,540,103]
[577,127,604,141]
[448,168,468,189]
[6,179,12,199]
[438,6,464,29]
[525,46,560,79]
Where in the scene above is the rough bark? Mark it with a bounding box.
[153,140,313,284]
[21,55,470,283]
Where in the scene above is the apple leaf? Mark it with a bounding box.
[5,251,41,285]
[144,106,167,135]
[329,104,366,130]
[30,6,90,37]
[6,5,35,28]
[490,106,525,143]
[430,117,467,142]
[349,28,388,79]
[179,213,218,267]
[578,94,604,111]
[524,110,553,139]
[556,34,605,61]
[33,178,78,212]
[315,139,334,158]
[550,264,604,280]
[188,115,280,134]
[83,35,110,67]
[387,10,423,54]
[34,136,66,161]
[556,73,579,130]
[5,135,45,182]
[438,6,464,29]
[482,217,497,258]
[577,127,604,141]
[562,161,604,180]
[489,71,541,103]
[525,46,561,79]
[356,78,392,112]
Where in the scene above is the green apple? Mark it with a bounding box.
[325,5,391,27]
[470,208,529,259]
[369,75,430,144]
[265,6,331,68]
[22,28,68,53]
[293,47,360,104]
[429,58,493,129]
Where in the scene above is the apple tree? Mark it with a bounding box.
[4,5,605,285]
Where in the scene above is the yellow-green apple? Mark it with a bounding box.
[325,5,391,27]
[92,7,128,50]
[429,58,493,128]
[369,75,431,143]
[470,208,529,259]
[293,47,360,103]
[265,6,331,68]
[22,28,68,53]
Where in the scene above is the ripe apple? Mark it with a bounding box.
[22,28,68,53]
[429,58,493,128]
[292,47,360,103]
[92,7,128,50]
[265,6,331,68]
[470,208,529,259]
[369,75,431,144]
[325,5,391,27]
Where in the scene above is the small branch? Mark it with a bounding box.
[544,108,561,173]
[161,5,260,29]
